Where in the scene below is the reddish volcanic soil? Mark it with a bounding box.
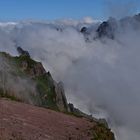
[0,99,95,140]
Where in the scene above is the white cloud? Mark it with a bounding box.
[82,16,101,24]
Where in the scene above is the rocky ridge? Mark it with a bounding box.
[80,13,140,41]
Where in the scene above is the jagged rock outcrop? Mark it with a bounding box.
[80,26,88,33]
[80,26,91,42]
[17,46,30,57]
[134,13,140,21]
[96,17,117,39]
[54,81,69,112]
[19,57,46,77]
[96,13,140,39]
[0,50,69,112]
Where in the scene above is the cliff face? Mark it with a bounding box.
[54,81,70,112]
[0,50,69,112]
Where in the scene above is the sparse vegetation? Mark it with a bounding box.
[63,111,83,118]
[35,74,58,110]
[91,122,115,140]
[14,55,37,68]
[0,52,59,110]
[0,89,21,102]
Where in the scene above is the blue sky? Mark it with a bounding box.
[0,0,139,21]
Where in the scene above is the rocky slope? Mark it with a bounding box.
[0,99,115,140]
